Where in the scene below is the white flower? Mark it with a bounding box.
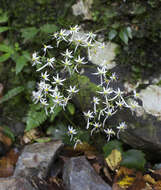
[61,49,73,59]
[67,85,79,95]
[93,67,107,85]
[58,29,68,41]
[103,109,117,128]
[73,36,85,52]
[70,25,80,34]
[91,122,101,135]
[114,88,124,97]
[52,32,58,39]
[75,56,87,65]
[117,122,127,131]
[98,42,105,49]
[133,90,139,99]
[53,98,63,106]
[93,96,100,114]
[130,100,139,111]
[40,98,49,106]
[51,91,63,106]
[83,39,94,59]
[86,32,96,41]
[41,71,50,81]
[46,57,55,68]
[110,73,117,81]
[116,100,125,108]
[84,110,94,119]
[68,125,77,141]
[32,91,43,104]
[32,52,41,66]
[37,81,52,94]
[43,44,53,55]
[61,58,72,67]
[93,97,100,105]
[51,91,63,100]
[62,96,71,110]
[93,67,107,75]
[52,74,66,86]
[104,128,115,141]
[74,56,87,73]
[38,81,46,91]
[84,110,94,129]
[36,57,55,71]
[117,122,127,138]
[97,87,113,97]
[43,84,53,94]
[109,88,125,102]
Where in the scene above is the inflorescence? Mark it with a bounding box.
[31,25,140,148]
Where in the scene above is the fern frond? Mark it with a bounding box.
[26,105,48,131]
[0,86,25,104]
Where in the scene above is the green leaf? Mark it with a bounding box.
[26,108,48,131]
[108,29,117,40]
[0,26,9,33]
[0,53,11,62]
[119,29,129,45]
[125,27,132,39]
[0,12,8,23]
[105,8,117,18]
[103,140,123,157]
[0,86,25,104]
[21,27,39,41]
[67,103,75,115]
[121,149,146,171]
[15,55,28,74]
[133,5,146,15]
[40,23,58,34]
[22,51,31,61]
[0,44,14,53]
[2,126,15,142]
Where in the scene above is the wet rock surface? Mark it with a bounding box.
[14,140,63,179]
[63,156,111,190]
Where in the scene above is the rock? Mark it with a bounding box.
[0,177,36,190]
[89,41,118,70]
[107,103,161,160]
[72,0,93,20]
[139,85,161,118]
[14,140,63,179]
[63,156,111,190]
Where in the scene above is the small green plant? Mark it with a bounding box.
[30,25,141,148]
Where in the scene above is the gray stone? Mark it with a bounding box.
[14,140,63,179]
[72,0,93,20]
[107,106,161,160]
[139,85,161,118]
[63,156,111,190]
[89,41,117,70]
[0,177,36,190]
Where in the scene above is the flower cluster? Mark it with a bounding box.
[31,25,140,147]
[83,66,140,141]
